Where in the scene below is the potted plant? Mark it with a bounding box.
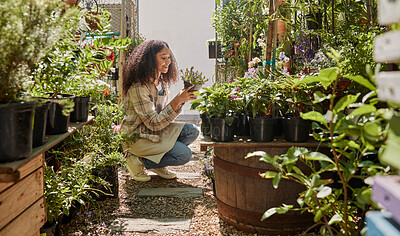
[181,66,209,92]
[231,76,257,137]
[280,74,318,142]
[205,84,241,142]
[190,89,213,137]
[207,39,222,59]
[247,76,283,142]
[30,9,81,134]
[0,0,67,162]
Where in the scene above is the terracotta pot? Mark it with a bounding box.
[64,0,79,7]
[277,20,286,34]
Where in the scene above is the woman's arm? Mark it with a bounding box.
[168,85,196,111]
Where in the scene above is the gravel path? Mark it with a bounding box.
[59,137,260,236]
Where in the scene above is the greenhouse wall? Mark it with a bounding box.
[139,0,216,121]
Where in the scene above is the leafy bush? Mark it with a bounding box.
[44,101,139,223]
[0,0,67,103]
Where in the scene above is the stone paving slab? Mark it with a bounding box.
[147,171,201,179]
[136,187,203,197]
[110,218,191,233]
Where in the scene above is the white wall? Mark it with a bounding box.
[139,0,215,118]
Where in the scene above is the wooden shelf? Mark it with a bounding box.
[0,116,94,236]
[0,116,94,182]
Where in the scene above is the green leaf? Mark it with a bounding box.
[301,111,328,127]
[314,209,323,222]
[261,208,277,220]
[318,68,339,89]
[245,151,267,159]
[305,152,334,163]
[347,140,361,151]
[287,173,310,185]
[311,174,321,187]
[296,75,320,86]
[348,105,376,117]
[261,171,279,179]
[276,204,293,214]
[317,186,332,198]
[273,172,282,189]
[364,122,380,137]
[333,94,360,114]
[313,91,330,104]
[343,75,376,91]
[328,214,343,225]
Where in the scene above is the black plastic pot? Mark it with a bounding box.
[210,117,234,142]
[235,113,250,136]
[208,41,222,59]
[45,94,74,135]
[283,117,311,143]
[249,117,277,142]
[274,116,283,137]
[70,96,90,122]
[200,113,211,136]
[305,13,322,30]
[0,101,36,163]
[32,101,51,147]
[183,81,202,92]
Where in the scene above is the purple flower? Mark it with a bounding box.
[230,95,238,101]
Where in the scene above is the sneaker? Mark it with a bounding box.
[126,155,151,182]
[151,167,177,179]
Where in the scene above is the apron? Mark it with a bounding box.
[122,85,184,164]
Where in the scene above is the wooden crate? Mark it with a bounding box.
[0,154,46,235]
[0,117,94,235]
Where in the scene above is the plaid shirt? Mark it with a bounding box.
[121,82,183,142]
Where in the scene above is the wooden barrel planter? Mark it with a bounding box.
[206,139,329,235]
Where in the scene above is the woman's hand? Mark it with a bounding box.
[169,85,197,111]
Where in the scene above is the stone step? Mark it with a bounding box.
[136,187,203,197]
[110,218,191,233]
[148,171,201,179]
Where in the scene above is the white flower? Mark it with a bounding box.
[248,61,255,68]
[252,57,261,63]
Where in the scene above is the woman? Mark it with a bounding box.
[121,40,199,182]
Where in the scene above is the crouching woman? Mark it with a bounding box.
[120,40,199,181]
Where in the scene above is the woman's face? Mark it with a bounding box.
[156,47,171,74]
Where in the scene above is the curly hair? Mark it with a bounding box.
[122,40,178,96]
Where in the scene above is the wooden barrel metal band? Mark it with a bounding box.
[215,196,313,233]
[213,153,266,179]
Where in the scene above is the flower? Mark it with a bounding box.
[103,88,110,97]
[257,38,266,47]
[230,94,238,101]
[278,52,290,62]
[200,147,214,180]
[111,124,121,134]
[180,66,208,85]
[244,67,257,78]
[248,61,255,68]
[253,57,261,63]
[248,57,262,68]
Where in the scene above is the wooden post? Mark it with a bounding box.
[265,0,276,73]
[118,0,126,104]
[331,0,335,33]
